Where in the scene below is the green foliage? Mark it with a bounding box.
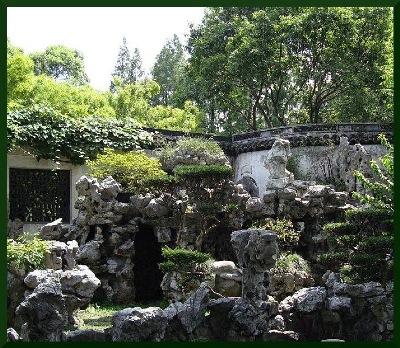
[187,7,393,132]
[159,136,227,170]
[252,218,300,251]
[7,233,50,272]
[322,222,357,235]
[7,106,152,165]
[159,247,213,291]
[7,41,34,105]
[319,205,393,284]
[108,79,158,120]
[87,149,166,192]
[7,41,115,118]
[271,252,311,275]
[317,251,349,269]
[352,134,393,212]
[139,174,178,194]
[160,247,212,271]
[29,44,89,85]
[147,101,205,133]
[110,37,143,92]
[151,34,186,107]
[174,164,233,180]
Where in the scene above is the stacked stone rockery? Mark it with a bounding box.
[7,232,100,342]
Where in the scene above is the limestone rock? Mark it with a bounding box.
[66,329,109,342]
[111,307,168,341]
[231,229,279,301]
[7,327,20,342]
[15,278,68,341]
[39,218,63,240]
[59,265,100,299]
[279,287,326,313]
[212,261,242,297]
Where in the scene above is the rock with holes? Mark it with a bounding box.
[15,278,68,341]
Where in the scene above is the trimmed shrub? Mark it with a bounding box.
[159,137,229,171]
[174,164,233,180]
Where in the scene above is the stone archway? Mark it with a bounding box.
[133,224,164,302]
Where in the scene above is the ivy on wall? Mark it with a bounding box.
[7,105,153,165]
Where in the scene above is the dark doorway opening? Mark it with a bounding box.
[133,224,164,302]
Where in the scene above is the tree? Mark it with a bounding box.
[151,34,186,107]
[29,45,89,85]
[186,7,393,133]
[7,40,114,118]
[7,39,34,105]
[110,37,144,92]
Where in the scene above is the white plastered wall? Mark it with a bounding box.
[234,144,387,197]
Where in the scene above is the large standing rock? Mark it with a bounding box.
[231,229,279,301]
[15,278,68,341]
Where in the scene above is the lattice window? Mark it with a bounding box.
[9,168,71,223]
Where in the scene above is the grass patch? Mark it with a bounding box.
[77,300,169,330]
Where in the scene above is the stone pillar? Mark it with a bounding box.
[230,229,279,301]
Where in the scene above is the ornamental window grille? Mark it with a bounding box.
[9,168,71,223]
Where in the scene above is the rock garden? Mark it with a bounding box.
[7,135,393,342]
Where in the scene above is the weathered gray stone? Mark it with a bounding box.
[264,138,294,189]
[231,229,279,301]
[15,278,68,341]
[268,314,285,331]
[101,176,121,199]
[326,296,352,311]
[76,240,102,263]
[39,218,63,240]
[228,299,270,337]
[279,287,326,313]
[112,307,168,341]
[263,330,299,341]
[212,261,242,297]
[7,327,20,342]
[60,265,100,298]
[176,282,210,333]
[155,227,172,243]
[66,329,109,341]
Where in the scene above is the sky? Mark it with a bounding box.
[7,7,207,92]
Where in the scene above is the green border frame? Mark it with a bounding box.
[1,1,398,347]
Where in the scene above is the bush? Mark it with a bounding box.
[271,252,311,275]
[252,218,300,251]
[7,233,50,272]
[174,164,233,179]
[352,134,393,212]
[159,247,212,273]
[139,174,178,194]
[159,137,228,171]
[322,222,358,235]
[159,247,213,292]
[319,205,393,285]
[7,106,153,165]
[87,148,167,192]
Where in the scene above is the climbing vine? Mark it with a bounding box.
[7,105,153,165]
